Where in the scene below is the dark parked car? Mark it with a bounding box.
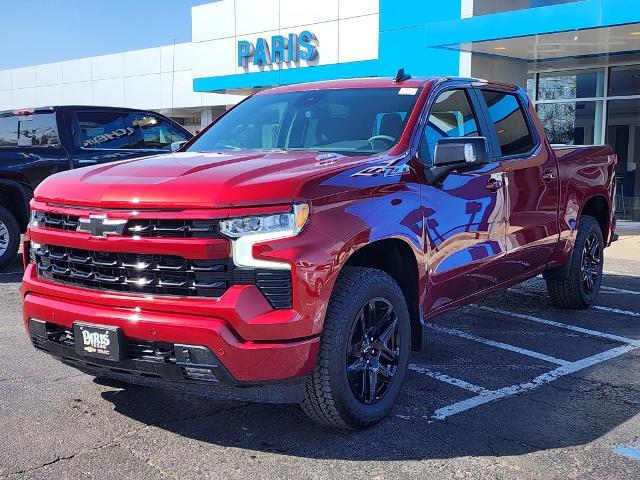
[0,106,192,269]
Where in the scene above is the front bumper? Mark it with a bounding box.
[29,318,307,402]
[23,283,320,385]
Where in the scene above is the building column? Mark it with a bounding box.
[200,109,214,130]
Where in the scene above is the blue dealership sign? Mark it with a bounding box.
[238,31,317,67]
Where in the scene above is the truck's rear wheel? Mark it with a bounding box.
[546,215,603,309]
[300,267,411,429]
[0,206,20,271]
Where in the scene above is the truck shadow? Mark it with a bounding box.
[100,272,640,461]
[0,255,23,284]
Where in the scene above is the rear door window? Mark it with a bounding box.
[0,113,59,148]
[0,116,18,147]
[75,111,136,149]
[480,90,535,157]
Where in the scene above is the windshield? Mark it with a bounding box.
[187,87,421,155]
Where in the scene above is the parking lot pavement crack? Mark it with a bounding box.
[1,423,155,478]
[1,403,251,479]
[2,455,77,478]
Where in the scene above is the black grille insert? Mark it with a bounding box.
[33,211,224,239]
[33,244,293,307]
[34,211,81,231]
[125,219,224,239]
[34,244,232,297]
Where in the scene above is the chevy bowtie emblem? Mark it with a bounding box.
[77,215,127,238]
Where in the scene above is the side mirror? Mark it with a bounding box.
[170,141,187,152]
[427,137,489,185]
[433,137,488,167]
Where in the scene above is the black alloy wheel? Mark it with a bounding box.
[301,267,411,429]
[346,298,401,405]
[580,232,601,295]
[546,215,604,309]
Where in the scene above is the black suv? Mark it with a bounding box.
[0,106,193,270]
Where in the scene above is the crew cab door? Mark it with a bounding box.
[475,89,560,279]
[418,86,509,312]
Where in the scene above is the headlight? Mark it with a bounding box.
[30,209,44,228]
[220,203,310,238]
[220,203,310,270]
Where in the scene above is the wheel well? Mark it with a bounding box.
[0,184,29,232]
[581,195,609,240]
[344,239,422,351]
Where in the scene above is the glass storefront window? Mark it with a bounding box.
[608,66,640,97]
[536,101,603,145]
[606,99,640,199]
[537,69,605,100]
[531,64,640,202]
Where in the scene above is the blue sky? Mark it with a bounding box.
[0,0,210,69]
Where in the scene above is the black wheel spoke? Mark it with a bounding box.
[378,364,393,379]
[379,345,398,362]
[346,297,401,405]
[378,317,398,344]
[366,368,378,404]
[348,357,365,373]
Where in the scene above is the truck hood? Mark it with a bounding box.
[34,150,375,209]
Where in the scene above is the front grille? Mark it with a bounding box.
[125,219,224,239]
[34,211,81,231]
[32,243,294,308]
[34,211,224,239]
[34,244,232,298]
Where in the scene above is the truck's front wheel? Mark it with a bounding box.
[546,215,604,309]
[0,206,20,271]
[301,267,411,429]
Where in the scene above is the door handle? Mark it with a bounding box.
[485,178,503,192]
[541,170,557,182]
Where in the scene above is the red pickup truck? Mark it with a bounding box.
[22,74,617,429]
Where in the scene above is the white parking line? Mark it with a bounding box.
[408,364,489,395]
[432,344,637,420]
[477,305,640,347]
[592,305,640,318]
[601,286,640,296]
[425,324,570,366]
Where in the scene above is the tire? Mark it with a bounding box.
[300,267,411,429]
[546,215,604,309]
[0,206,20,271]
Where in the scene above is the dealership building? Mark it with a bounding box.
[0,0,639,213]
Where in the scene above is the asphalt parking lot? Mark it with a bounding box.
[1,224,639,480]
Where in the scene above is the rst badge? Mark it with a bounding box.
[77,215,127,238]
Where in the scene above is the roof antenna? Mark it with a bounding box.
[393,68,411,83]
